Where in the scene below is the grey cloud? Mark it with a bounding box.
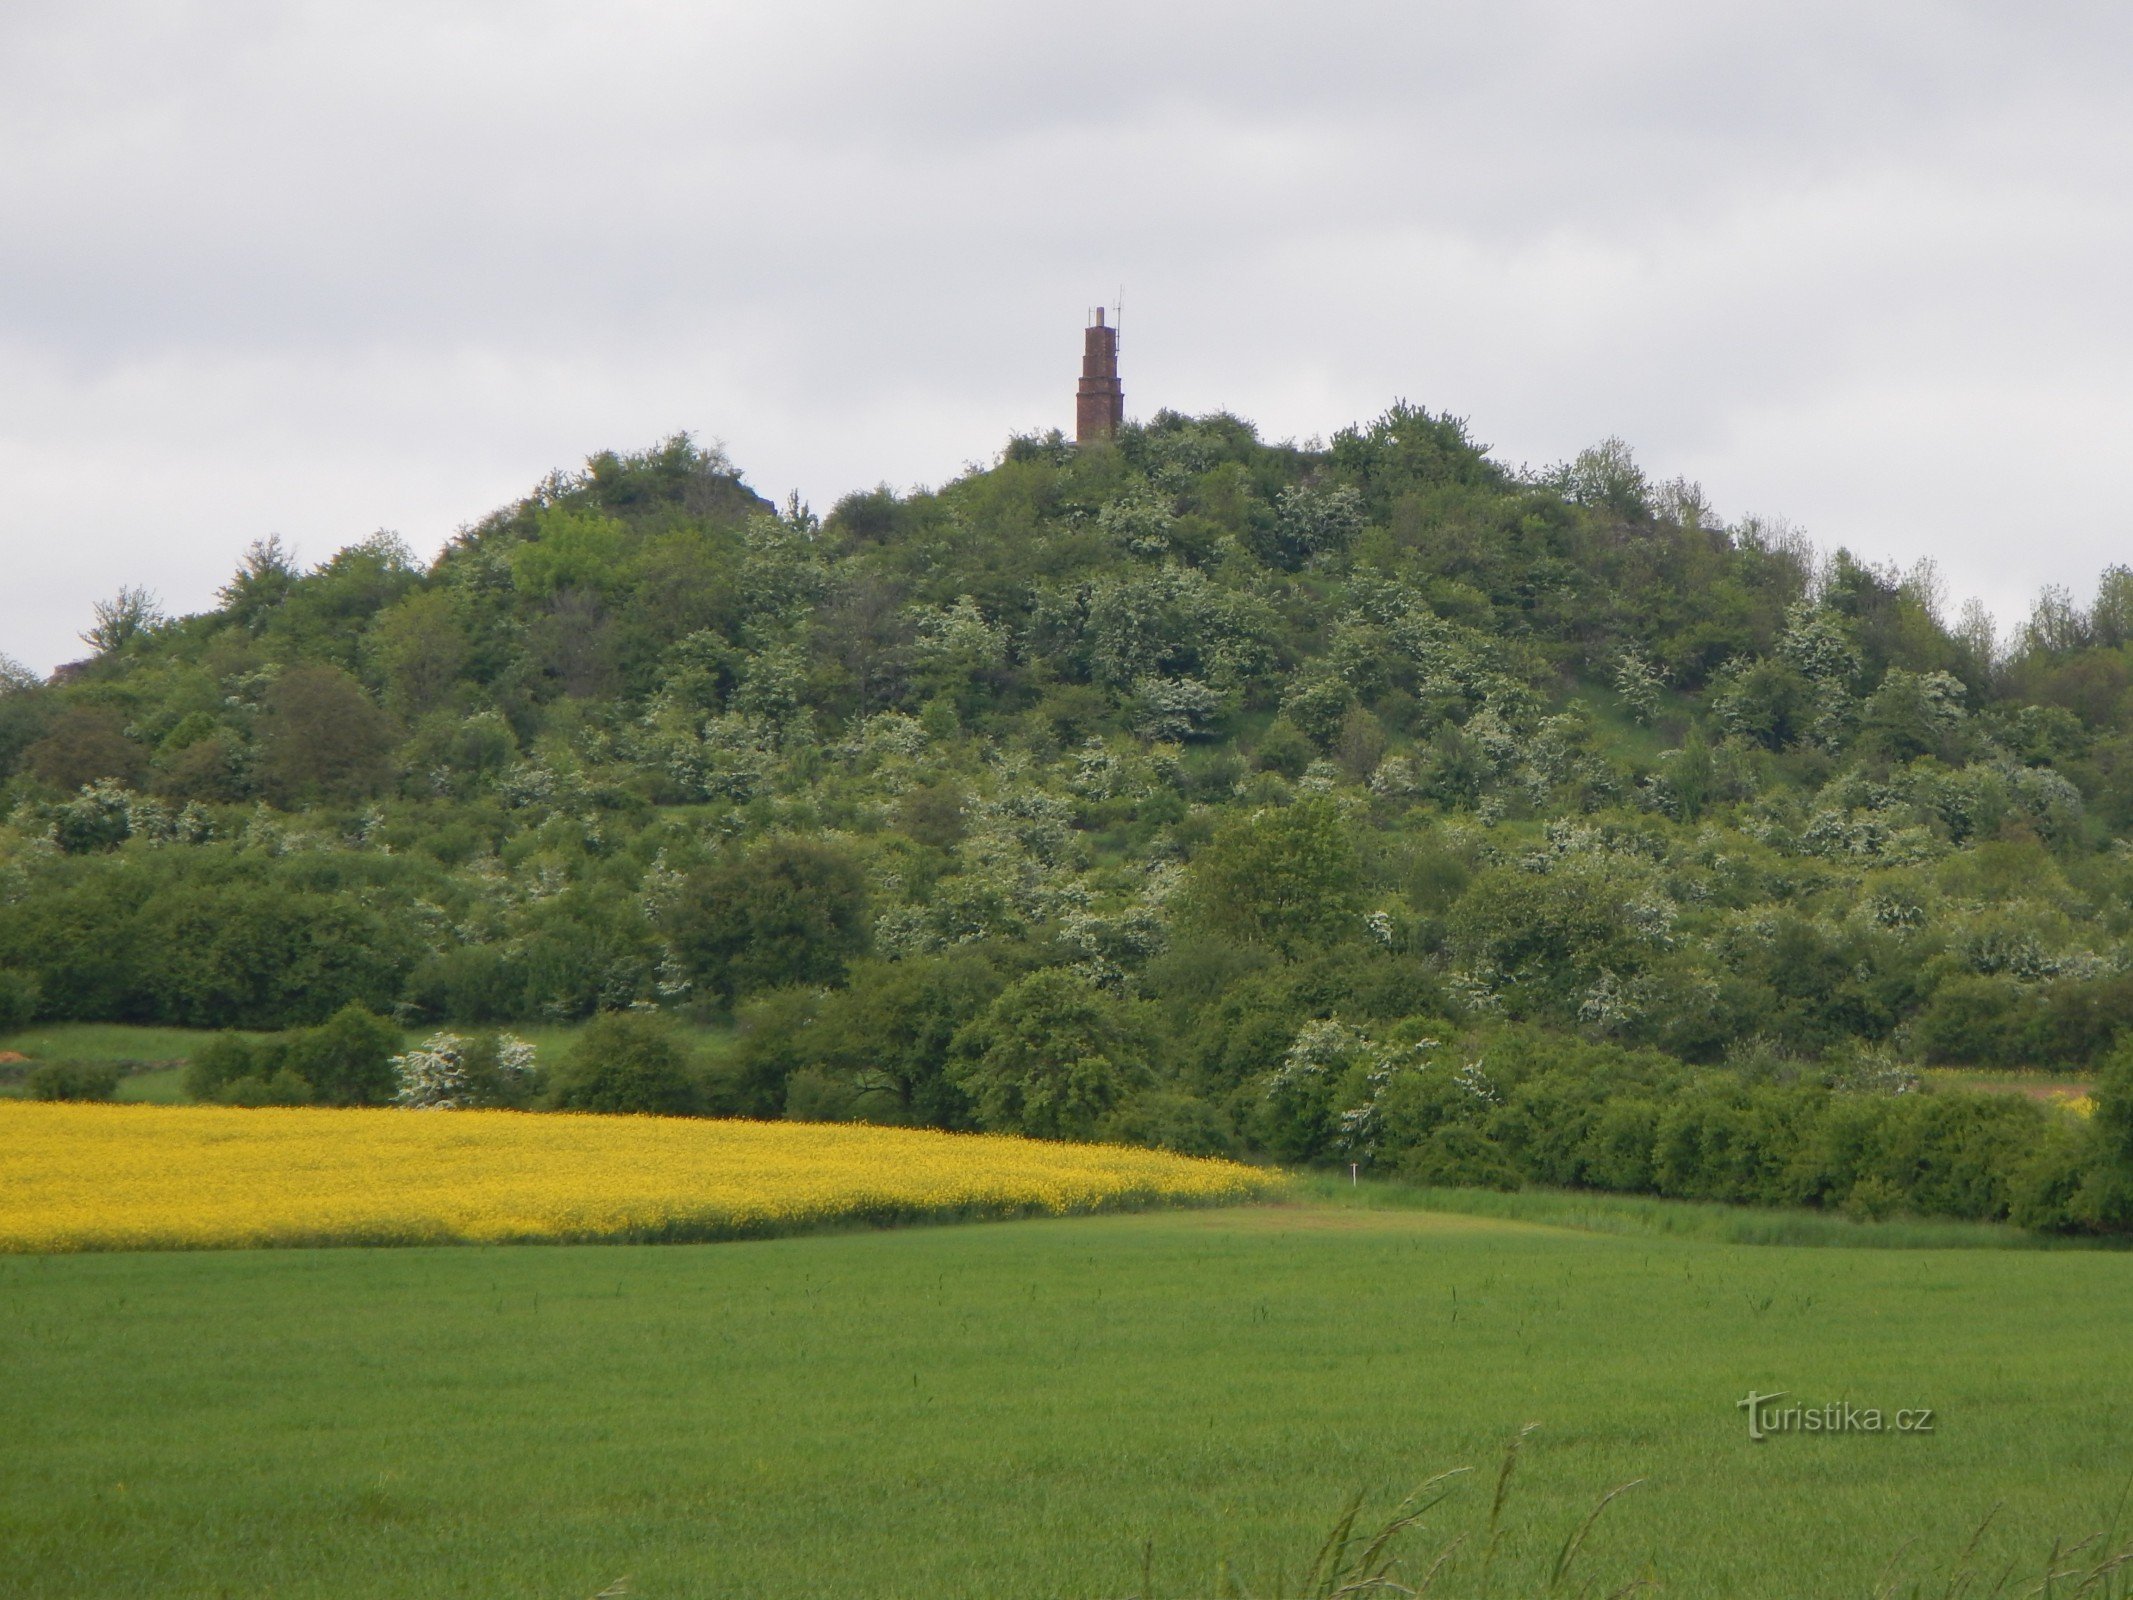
[3,1,2131,671]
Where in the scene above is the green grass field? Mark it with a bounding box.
[5,1201,2132,1597]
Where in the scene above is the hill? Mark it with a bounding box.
[5,409,2133,1227]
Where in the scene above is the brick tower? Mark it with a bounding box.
[1076,307,1123,444]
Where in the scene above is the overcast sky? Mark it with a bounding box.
[4,0,2130,673]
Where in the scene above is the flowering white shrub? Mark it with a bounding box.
[392,1032,539,1110]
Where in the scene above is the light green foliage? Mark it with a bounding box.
[1183,799,1364,958]
[506,506,628,598]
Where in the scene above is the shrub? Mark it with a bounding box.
[1099,1088,1235,1157]
[288,1004,402,1107]
[713,989,822,1118]
[2069,1040,2133,1229]
[217,1069,313,1107]
[26,1060,122,1102]
[548,1014,700,1116]
[184,1034,278,1102]
[393,1030,542,1110]
[1914,976,2032,1068]
[1398,1124,1519,1190]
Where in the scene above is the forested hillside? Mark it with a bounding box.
[7,409,2133,1225]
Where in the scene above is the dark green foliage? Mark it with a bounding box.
[181,1007,400,1106]
[131,884,413,1028]
[286,1004,402,1107]
[549,1013,702,1116]
[665,839,870,1006]
[0,968,38,1032]
[950,970,1150,1140]
[2067,1041,2133,1228]
[713,989,823,1118]
[183,1034,270,1102]
[798,956,1001,1125]
[1097,1088,1234,1157]
[25,1060,122,1101]
[1397,1123,1521,1190]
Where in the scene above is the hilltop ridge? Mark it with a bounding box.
[4,405,2133,1225]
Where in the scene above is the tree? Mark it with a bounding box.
[2064,1039,2133,1229]
[507,506,628,598]
[23,706,144,791]
[807,955,1003,1126]
[950,969,1148,1140]
[390,1030,541,1109]
[81,586,165,654]
[1449,865,1632,1013]
[1184,799,1364,958]
[135,883,412,1027]
[1563,437,1649,518]
[1242,483,1365,570]
[0,968,39,1033]
[549,1013,701,1116]
[370,589,469,717]
[255,664,397,804]
[665,839,870,1005]
[219,535,300,627]
[288,1003,402,1106]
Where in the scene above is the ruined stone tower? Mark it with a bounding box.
[1076,307,1123,444]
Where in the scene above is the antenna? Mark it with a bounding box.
[1113,286,1124,357]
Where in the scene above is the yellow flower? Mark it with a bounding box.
[0,1103,1276,1253]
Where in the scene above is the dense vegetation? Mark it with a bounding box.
[7,410,2133,1225]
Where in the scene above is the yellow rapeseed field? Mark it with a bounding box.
[0,1102,1279,1253]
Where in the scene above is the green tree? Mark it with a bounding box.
[287,1003,402,1106]
[1449,865,1631,1013]
[2070,1040,2133,1228]
[255,664,397,804]
[807,955,1003,1126]
[135,883,412,1027]
[507,506,628,598]
[0,968,38,1032]
[370,589,470,717]
[24,706,145,791]
[665,839,870,1005]
[81,585,166,655]
[549,1013,701,1116]
[1184,799,1364,958]
[218,535,300,628]
[950,969,1148,1140]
